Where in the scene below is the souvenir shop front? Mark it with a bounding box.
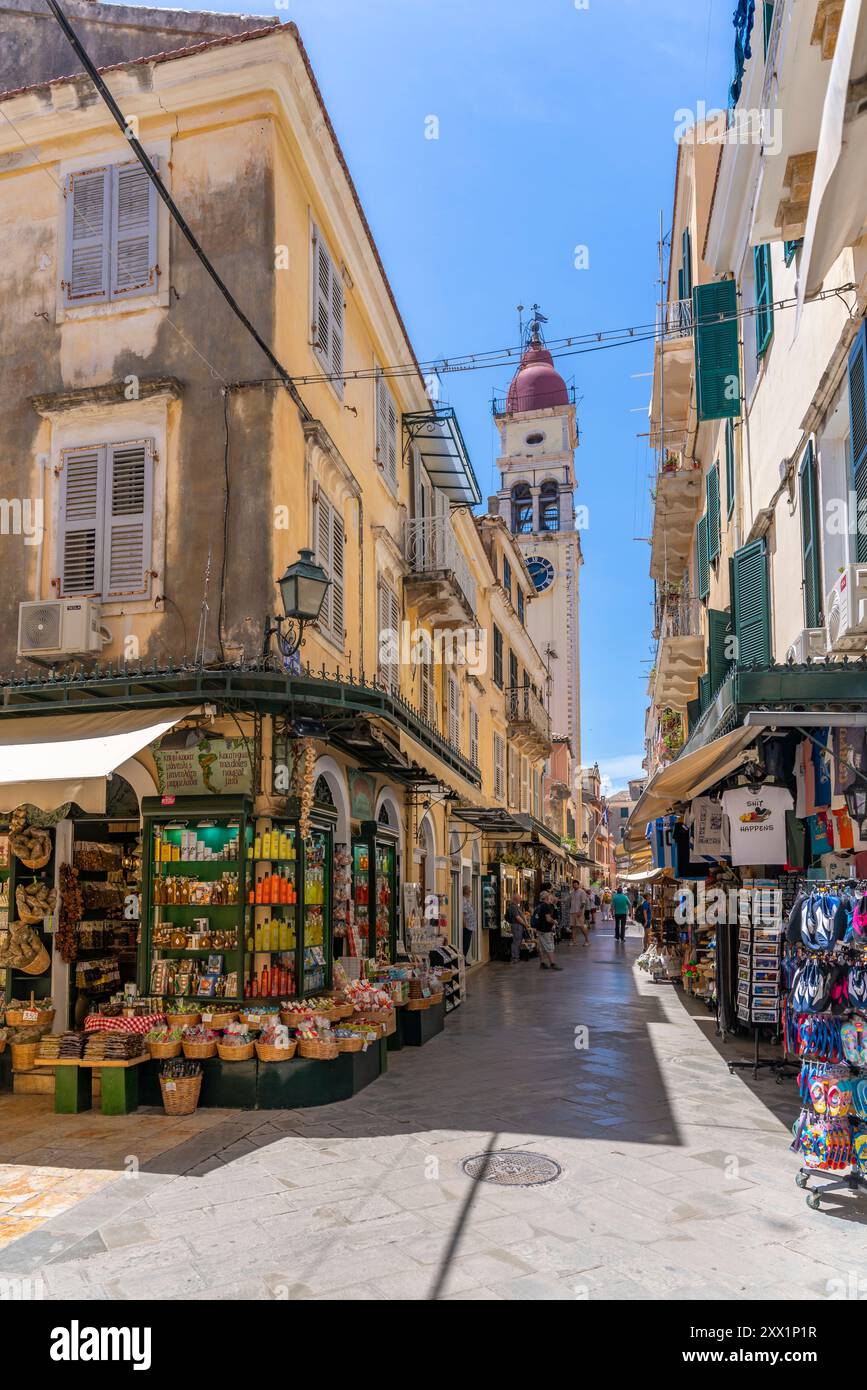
[627,665,867,1208]
[0,668,478,1115]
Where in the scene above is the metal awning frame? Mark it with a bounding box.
[403,405,482,506]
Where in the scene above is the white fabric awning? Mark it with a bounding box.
[798,0,867,312]
[0,707,201,814]
[624,866,669,884]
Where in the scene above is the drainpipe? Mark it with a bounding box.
[34,452,50,598]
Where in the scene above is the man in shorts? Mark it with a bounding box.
[569,879,590,945]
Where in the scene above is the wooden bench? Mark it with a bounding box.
[35,1055,150,1115]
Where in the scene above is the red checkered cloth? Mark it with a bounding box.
[84,1012,165,1035]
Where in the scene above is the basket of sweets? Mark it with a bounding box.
[145,1025,183,1059]
[239,1005,279,1029]
[296,1021,338,1060]
[165,1002,201,1029]
[255,1022,297,1062]
[5,993,55,1029]
[181,1025,218,1059]
[217,1023,255,1062]
[201,1009,238,1030]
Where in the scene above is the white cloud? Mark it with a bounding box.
[597,753,645,795]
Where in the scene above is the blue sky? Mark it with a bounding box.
[138,0,734,790]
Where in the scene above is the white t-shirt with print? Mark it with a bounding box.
[721,786,794,867]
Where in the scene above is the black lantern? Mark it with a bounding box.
[263,548,331,662]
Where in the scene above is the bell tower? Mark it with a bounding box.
[491,314,583,800]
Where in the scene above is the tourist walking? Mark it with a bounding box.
[531,889,562,970]
[461,884,477,960]
[569,879,590,945]
[600,886,612,922]
[505,894,528,963]
[611,885,631,943]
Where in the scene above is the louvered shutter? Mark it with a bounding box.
[65,168,111,305]
[799,442,822,627]
[448,673,460,749]
[376,372,398,490]
[725,419,736,516]
[330,506,345,644]
[111,161,157,299]
[732,539,771,666]
[311,225,344,395]
[493,733,504,799]
[421,658,436,724]
[707,608,731,694]
[60,445,105,595]
[849,322,867,563]
[706,462,721,564]
[330,261,344,386]
[698,673,711,713]
[469,705,479,766]
[520,756,529,812]
[696,514,710,600]
[377,579,399,691]
[693,279,741,420]
[754,244,774,357]
[315,491,334,636]
[104,440,153,598]
[681,227,693,302]
[388,582,400,686]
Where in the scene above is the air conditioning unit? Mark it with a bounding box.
[17,599,103,658]
[826,565,867,652]
[785,627,827,664]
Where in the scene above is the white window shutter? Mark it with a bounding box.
[111,161,157,299]
[330,507,344,644]
[378,579,399,691]
[448,674,460,749]
[314,491,334,637]
[330,261,344,389]
[65,168,111,305]
[60,445,105,595]
[103,440,153,598]
[313,230,331,364]
[376,372,398,489]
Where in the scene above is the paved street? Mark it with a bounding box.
[1,925,866,1301]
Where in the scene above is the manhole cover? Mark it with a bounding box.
[461,1150,562,1187]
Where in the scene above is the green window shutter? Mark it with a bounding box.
[707,608,731,694]
[799,441,822,628]
[732,539,771,666]
[677,266,685,302]
[686,695,702,734]
[754,244,774,358]
[784,239,802,266]
[763,1,775,57]
[696,514,710,600]
[849,322,867,563]
[698,674,711,713]
[693,279,741,420]
[706,462,721,564]
[681,228,693,303]
[725,419,736,516]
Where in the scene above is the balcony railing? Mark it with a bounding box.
[505,683,551,746]
[655,592,703,641]
[657,296,693,340]
[404,515,477,618]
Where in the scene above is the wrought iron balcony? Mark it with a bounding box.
[505,683,552,755]
[656,296,693,340]
[404,515,477,626]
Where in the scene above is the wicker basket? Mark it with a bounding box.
[331,1002,354,1020]
[240,1010,278,1029]
[147,1039,182,1060]
[6,1003,55,1029]
[166,1012,201,1029]
[202,1012,237,1030]
[297,1037,338,1060]
[217,1041,255,1062]
[359,1007,392,1023]
[11,1041,38,1071]
[337,1035,366,1053]
[20,944,50,976]
[255,1039,297,1062]
[280,1009,307,1027]
[159,1071,202,1116]
[405,997,430,1011]
[182,1039,217,1059]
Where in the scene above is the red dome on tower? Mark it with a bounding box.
[505,329,569,414]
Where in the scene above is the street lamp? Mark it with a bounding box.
[262,547,331,661]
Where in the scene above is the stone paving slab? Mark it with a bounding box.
[2,930,867,1299]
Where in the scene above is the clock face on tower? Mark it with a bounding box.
[526,555,555,593]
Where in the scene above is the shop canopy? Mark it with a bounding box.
[624,866,670,884]
[402,406,482,506]
[624,705,867,862]
[0,706,200,814]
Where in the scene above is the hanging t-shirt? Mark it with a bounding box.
[806,811,833,857]
[820,852,852,881]
[686,796,730,858]
[812,728,833,808]
[831,804,856,852]
[794,741,809,819]
[833,727,867,795]
[645,815,677,870]
[721,785,794,866]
